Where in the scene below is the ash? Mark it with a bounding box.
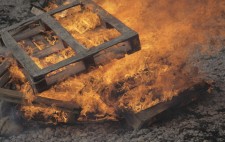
[0,0,225,141]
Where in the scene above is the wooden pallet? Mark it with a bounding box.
[123,82,210,129]
[0,0,141,93]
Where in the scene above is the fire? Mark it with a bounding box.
[9,0,225,123]
[53,5,120,48]
[21,105,70,123]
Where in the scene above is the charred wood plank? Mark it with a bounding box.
[123,82,210,129]
[13,25,45,41]
[0,60,10,77]
[46,61,86,86]
[0,71,11,88]
[94,42,132,65]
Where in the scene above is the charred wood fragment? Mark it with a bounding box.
[13,25,46,42]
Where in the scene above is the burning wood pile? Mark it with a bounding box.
[0,0,210,130]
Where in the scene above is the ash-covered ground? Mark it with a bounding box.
[0,0,225,141]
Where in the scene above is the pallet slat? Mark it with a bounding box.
[0,71,11,87]
[14,25,45,41]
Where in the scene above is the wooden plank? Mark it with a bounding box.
[41,14,87,54]
[1,32,40,76]
[46,61,86,86]
[13,25,45,41]
[123,82,210,129]
[0,71,11,87]
[0,60,10,77]
[32,40,65,58]
[0,88,24,104]
[94,42,132,65]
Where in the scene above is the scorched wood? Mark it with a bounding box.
[0,59,11,88]
[13,25,46,41]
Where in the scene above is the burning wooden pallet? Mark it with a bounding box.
[0,0,141,93]
[0,81,210,128]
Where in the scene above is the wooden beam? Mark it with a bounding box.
[14,25,45,41]
[0,71,11,88]
[0,60,11,77]
[46,61,86,86]
[94,41,131,65]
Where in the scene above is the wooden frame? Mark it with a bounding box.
[0,0,141,93]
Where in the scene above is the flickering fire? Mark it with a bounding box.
[53,5,121,48]
[8,0,224,123]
